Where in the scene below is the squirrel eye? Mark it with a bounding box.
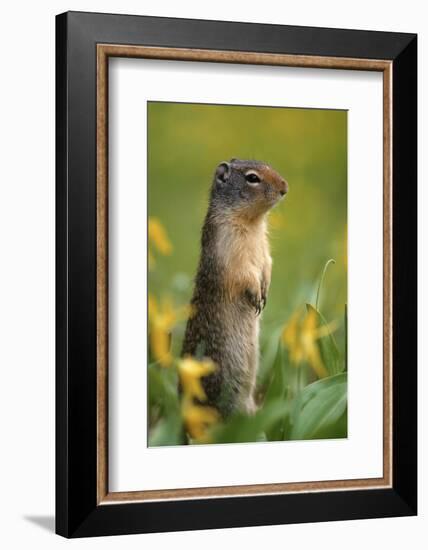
[245,172,261,184]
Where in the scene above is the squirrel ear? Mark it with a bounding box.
[215,162,230,185]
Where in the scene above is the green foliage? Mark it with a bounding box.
[204,329,347,445]
[148,301,348,446]
[148,364,186,446]
[290,373,347,440]
[148,363,180,415]
[149,414,185,447]
[263,342,289,441]
[306,304,343,376]
[211,400,290,444]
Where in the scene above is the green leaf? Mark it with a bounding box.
[258,326,284,385]
[290,372,347,440]
[149,414,185,446]
[315,258,336,311]
[264,341,287,405]
[148,363,180,415]
[148,364,185,446]
[211,400,290,444]
[306,304,342,376]
[263,341,289,440]
[299,372,346,408]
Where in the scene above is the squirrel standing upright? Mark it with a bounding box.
[181,158,288,417]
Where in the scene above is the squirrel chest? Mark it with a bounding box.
[216,218,270,304]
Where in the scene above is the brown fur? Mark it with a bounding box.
[181,159,288,417]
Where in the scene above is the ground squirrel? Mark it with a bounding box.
[181,159,288,417]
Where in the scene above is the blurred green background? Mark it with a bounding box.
[148,101,347,357]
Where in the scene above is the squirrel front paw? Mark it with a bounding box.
[245,288,264,316]
[260,279,268,311]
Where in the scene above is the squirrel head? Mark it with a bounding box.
[210,158,288,222]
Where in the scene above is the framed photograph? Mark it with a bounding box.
[56,11,417,538]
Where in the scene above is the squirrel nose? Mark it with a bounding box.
[280,179,288,196]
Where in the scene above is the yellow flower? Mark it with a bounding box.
[177,356,216,401]
[282,306,338,379]
[148,295,190,367]
[282,308,305,364]
[177,356,219,442]
[149,217,172,255]
[181,397,220,442]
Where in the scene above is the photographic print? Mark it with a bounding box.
[57,13,417,536]
[148,101,348,446]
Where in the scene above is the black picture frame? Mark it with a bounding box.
[56,11,417,538]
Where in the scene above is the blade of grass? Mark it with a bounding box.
[316,258,336,311]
